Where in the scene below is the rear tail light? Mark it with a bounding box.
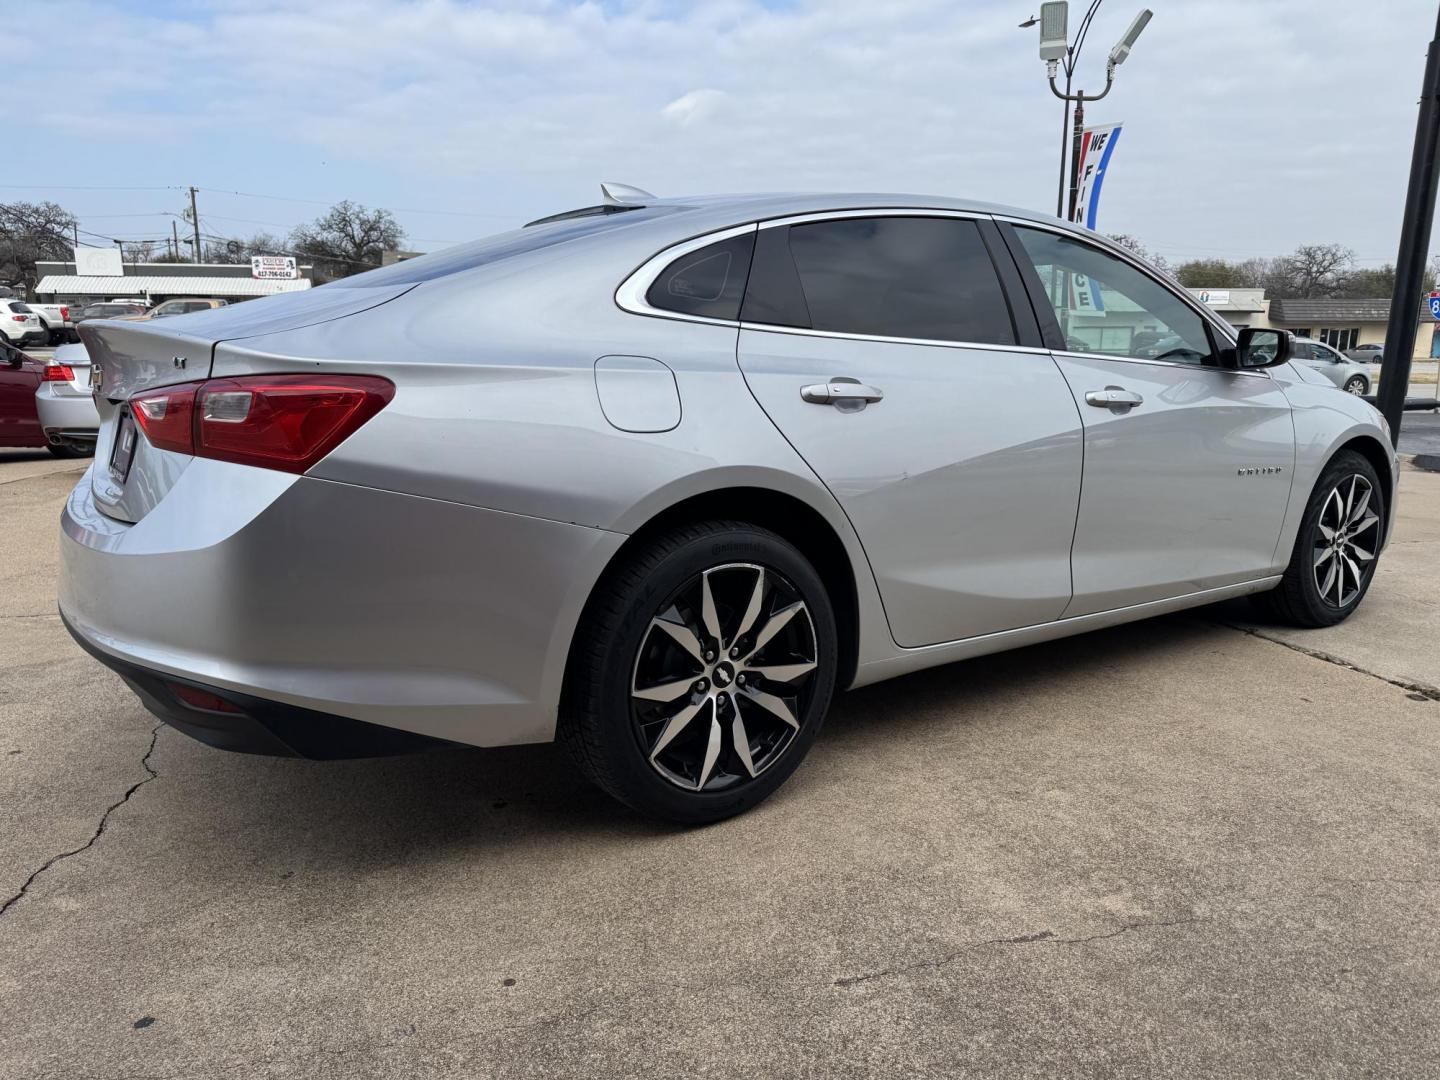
[128,374,393,473]
[42,364,75,382]
[130,384,198,454]
[10,316,25,322]
[60,306,69,321]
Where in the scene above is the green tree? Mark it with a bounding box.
[1175,258,1252,288]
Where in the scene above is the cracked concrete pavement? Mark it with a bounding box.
[3,448,1440,1078]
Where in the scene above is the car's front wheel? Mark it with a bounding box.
[562,521,838,824]
[1344,375,1367,394]
[1255,450,1384,627]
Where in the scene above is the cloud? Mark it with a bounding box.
[662,89,729,128]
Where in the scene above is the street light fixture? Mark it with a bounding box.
[1024,2,1152,220]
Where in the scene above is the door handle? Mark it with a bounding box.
[1084,388,1144,408]
[800,377,885,408]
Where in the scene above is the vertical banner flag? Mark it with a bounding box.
[1072,121,1123,229]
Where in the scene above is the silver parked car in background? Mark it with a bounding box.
[35,343,100,456]
[1292,337,1372,394]
[1346,342,1384,365]
[59,191,1396,823]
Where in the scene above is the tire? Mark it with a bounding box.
[45,328,62,347]
[47,442,93,459]
[560,521,838,824]
[1344,376,1367,395]
[1254,450,1383,627]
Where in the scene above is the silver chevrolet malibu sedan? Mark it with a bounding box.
[61,191,1396,823]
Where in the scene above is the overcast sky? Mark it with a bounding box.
[5,0,1432,266]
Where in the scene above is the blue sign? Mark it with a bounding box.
[1430,291,1440,319]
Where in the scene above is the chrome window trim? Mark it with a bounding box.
[617,208,1024,351]
[737,321,1051,357]
[989,212,1241,348]
[756,207,985,230]
[614,223,759,327]
[1049,349,1272,379]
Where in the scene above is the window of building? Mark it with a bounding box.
[1013,227,1216,365]
[770,216,1017,345]
[1319,327,1361,351]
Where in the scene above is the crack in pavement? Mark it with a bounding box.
[1221,622,1440,702]
[832,918,1207,988]
[0,723,162,922]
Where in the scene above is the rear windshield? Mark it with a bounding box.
[330,205,687,288]
[10,303,32,313]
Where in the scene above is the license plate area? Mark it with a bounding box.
[108,410,137,484]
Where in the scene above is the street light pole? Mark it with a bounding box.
[1030,2,1150,221]
[1377,5,1440,441]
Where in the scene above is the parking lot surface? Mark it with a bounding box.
[3,449,1440,1079]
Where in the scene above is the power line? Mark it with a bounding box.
[196,186,516,219]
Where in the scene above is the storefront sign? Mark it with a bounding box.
[251,256,298,280]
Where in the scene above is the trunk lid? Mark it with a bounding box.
[82,283,415,523]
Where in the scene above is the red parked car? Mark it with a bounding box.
[0,342,91,458]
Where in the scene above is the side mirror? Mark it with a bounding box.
[1226,327,1290,370]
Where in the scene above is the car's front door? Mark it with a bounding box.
[1005,224,1295,616]
[736,213,1084,647]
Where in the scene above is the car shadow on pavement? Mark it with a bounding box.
[132,610,1233,884]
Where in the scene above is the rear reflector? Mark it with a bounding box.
[42,364,75,382]
[166,682,243,714]
[128,374,393,474]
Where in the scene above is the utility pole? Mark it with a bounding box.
[188,186,202,264]
[1378,5,1440,441]
[172,220,180,261]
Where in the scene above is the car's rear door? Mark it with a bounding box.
[736,212,1083,647]
[1000,221,1295,617]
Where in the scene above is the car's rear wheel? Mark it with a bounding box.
[561,521,837,824]
[1254,450,1383,627]
[1344,375,1367,394]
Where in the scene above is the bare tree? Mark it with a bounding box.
[1106,233,1172,276]
[288,201,404,280]
[0,201,78,293]
[202,232,286,265]
[1267,243,1354,299]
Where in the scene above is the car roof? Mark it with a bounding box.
[337,190,1082,292]
[635,191,1061,230]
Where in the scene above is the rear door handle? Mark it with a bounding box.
[801,377,885,409]
[1084,388,1144,408]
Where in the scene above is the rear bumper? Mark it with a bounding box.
[63,611,450,758]
[59,461,626,750]
[35,385,99,442]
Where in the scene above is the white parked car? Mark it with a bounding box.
[0,301,47,348]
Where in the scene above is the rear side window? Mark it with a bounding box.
[774,217,1016,345]
[645,232,756,321]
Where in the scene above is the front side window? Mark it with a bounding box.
[777,217,1015,345]
[1014,228,1216,365]
[646,232,756,321]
